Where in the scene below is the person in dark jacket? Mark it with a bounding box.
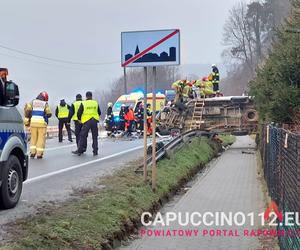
[146,103,153,135]
[118,104,126,131]
[68,94,82,146]
[135,103,144,134]
[55,99,72,143]
[73,91,101,156]
[105,102,114,136]
[211,64,220,92]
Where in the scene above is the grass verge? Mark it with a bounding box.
[7,136,233,250]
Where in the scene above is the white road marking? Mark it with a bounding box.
[25,145,144,184]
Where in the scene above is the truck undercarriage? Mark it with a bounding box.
[157,96,258,135]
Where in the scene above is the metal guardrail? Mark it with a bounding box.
[145,129,212,167]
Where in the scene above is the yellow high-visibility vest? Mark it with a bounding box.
[81,100,100,123]
[182,85,191,97]
[72,101,82,121]
[57,105,69,119]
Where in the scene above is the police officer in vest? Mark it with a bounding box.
[74,91,101,156]
[68,94,83,146]
[55,99,72,143]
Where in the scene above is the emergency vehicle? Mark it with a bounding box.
[112,92,166,124]
[0,68,28,209]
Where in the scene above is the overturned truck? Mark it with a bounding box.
[157,96,258,135]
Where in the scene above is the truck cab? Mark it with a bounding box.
[0,68,28,209]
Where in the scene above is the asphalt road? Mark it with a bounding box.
[0,133,146,231]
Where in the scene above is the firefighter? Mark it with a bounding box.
[199,77,214,98]
[171,79,187,111]
[212,64,220,92]
[105,102,114,136]
[24,91,52,159]
[207,74,215,97]
[135,103,144,134]
[146,103,152,135]
[189,80,198,99]
[68,94,82,147]
[182,81,194,101]
[171,79,185,104]
[118,104,126,131]
[74,91,101,156]
[194,79,202,99]
[199,78,206,98]
[55,99,72,143]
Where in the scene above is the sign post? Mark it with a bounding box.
[152,66,157,190]
[143,67,148,182]
[121,29,180,188]
[123,67,127,94]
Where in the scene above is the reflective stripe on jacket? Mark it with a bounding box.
[31,99,47,127]
[212,72,220,84]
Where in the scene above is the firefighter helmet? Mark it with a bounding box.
[40,91,49,102]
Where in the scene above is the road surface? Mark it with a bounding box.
[0,134,146,231]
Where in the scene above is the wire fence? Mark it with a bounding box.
[260,125,300,250]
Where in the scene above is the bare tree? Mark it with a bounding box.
[223,2,255,72]
[223,1,273,72]
[221,0,292,96]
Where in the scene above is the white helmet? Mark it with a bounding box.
[108,102,113,107]
[212,64,217,68]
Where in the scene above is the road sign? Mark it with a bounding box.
[121,29,180,67]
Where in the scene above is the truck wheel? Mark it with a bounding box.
[0,155,23,209]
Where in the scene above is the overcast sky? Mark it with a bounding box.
[0,0,241,106]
